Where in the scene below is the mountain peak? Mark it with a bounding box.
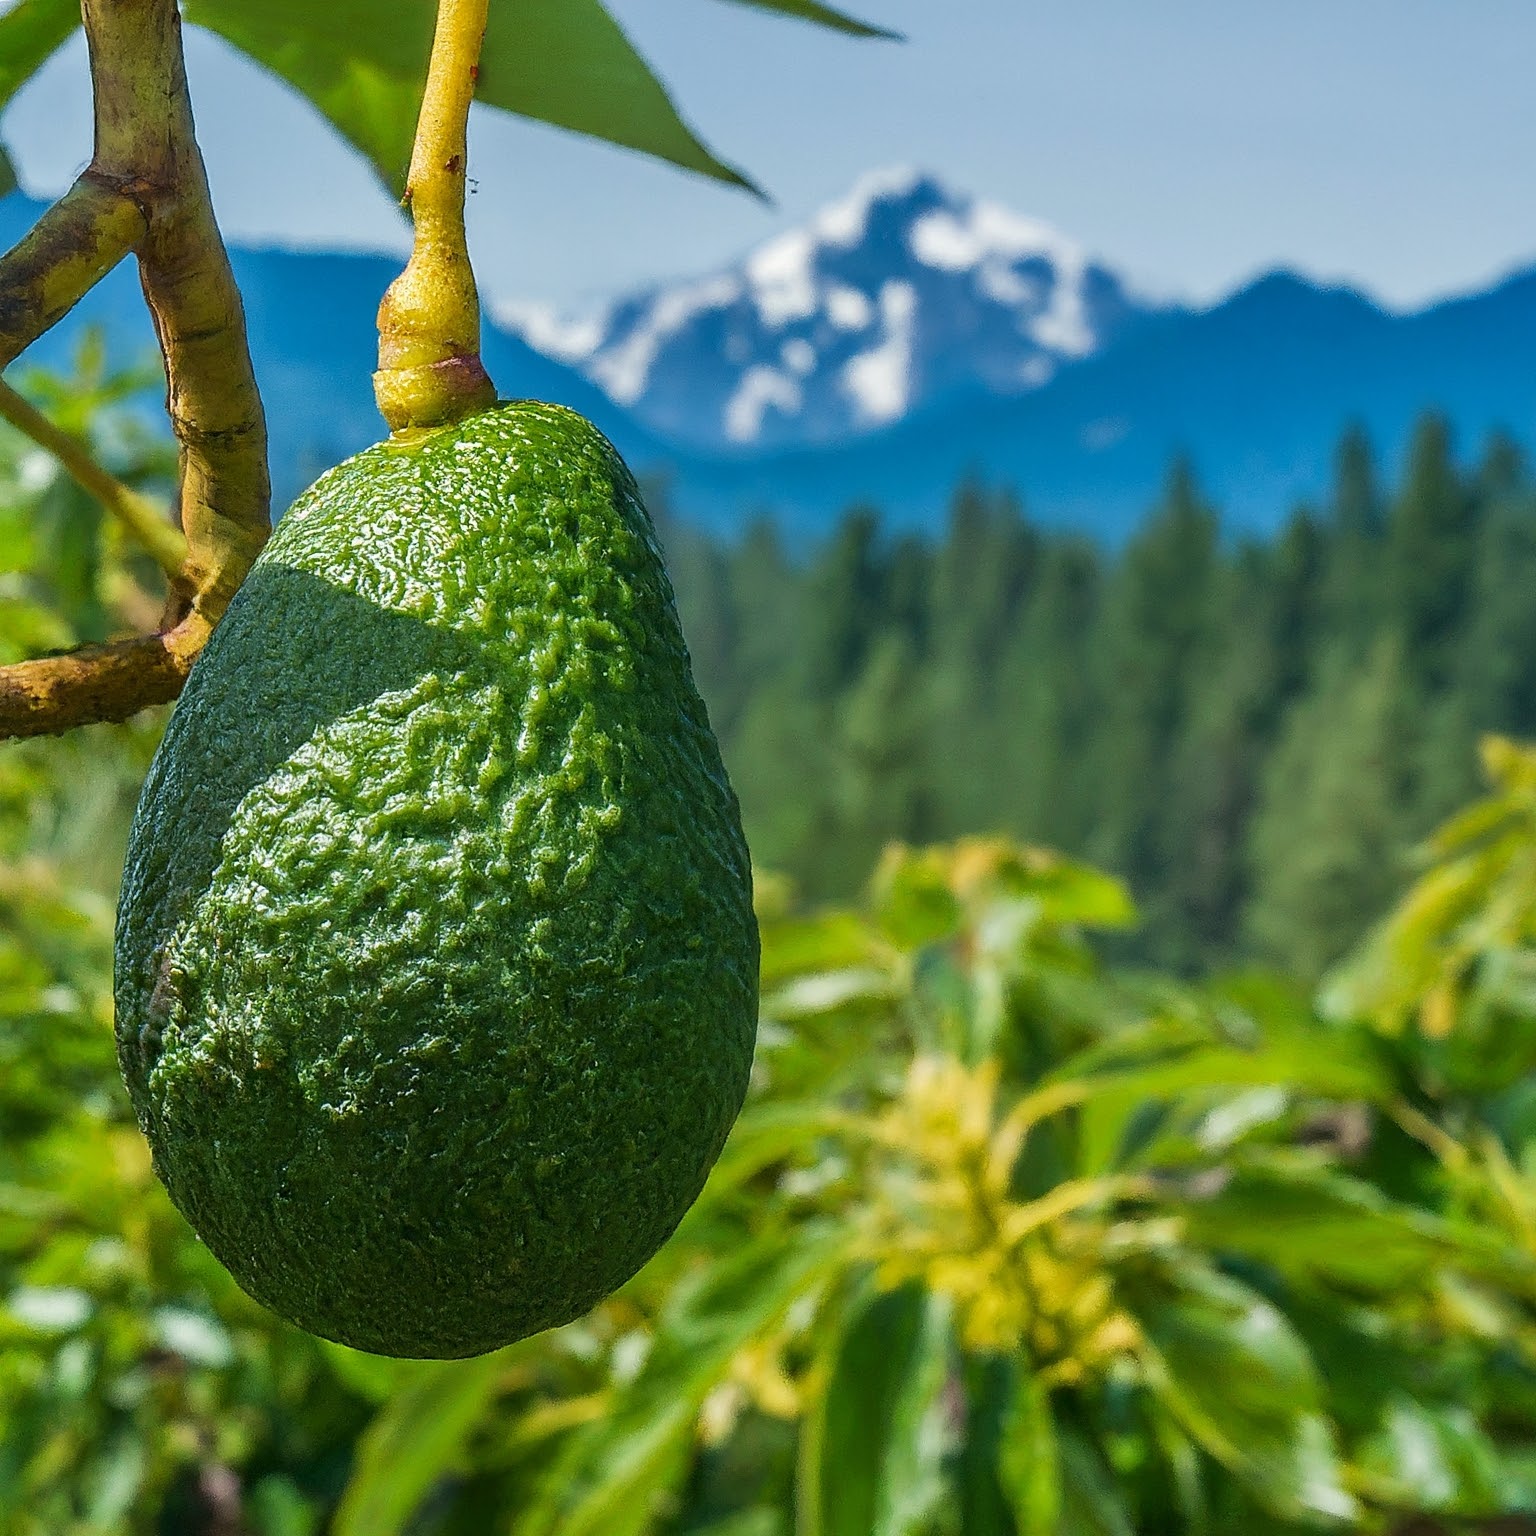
[498,170,1146,454]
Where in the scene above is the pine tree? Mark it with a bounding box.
[923,483,1039,836]
[1384,415,1477,691]
[1318,423,1386,658]
[996,537,1104,853]
[1088,459,1220,904]
[1244,635,1417,979]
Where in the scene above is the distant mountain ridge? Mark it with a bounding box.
[499,168,1150,453]
[668,266,1536,539]
[4,180,1536,543]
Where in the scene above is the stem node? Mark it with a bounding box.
[374,0,496,433]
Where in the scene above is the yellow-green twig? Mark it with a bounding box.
[0,375,187,579]
[373,0,497,432]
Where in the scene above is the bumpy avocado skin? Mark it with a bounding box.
[113,401,759,1358]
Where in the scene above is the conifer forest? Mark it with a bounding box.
[661,415,1536,980]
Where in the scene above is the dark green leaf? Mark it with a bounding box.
[1056,1428,1136,1536]
[997,1369,1060,1536]
[714,0,902,40]
[1180,1160,1535,1294]
[955,1356,1015,1536]
[1134,1266,1357,1525]
[815,1285,953,1536]
[183,0,756,196]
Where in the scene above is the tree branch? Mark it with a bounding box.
[0,375,188,578]
[0,174,145,371]
[86,0,269,621]
[0,618,206,739]
[0,0,270,740]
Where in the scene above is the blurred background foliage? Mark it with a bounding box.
[10,351,1536,1533]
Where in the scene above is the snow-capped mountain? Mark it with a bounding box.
[499,168,1151,454]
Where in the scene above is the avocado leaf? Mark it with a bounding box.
[719,0,901,40]
[183,0,758,196]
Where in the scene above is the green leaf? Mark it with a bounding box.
[690,1514,786,1536]
[1134,1267,1357,1525]
[516,1397,696,1536]
[332,1352,507,1536]
[1178,1160,1535,1295]
[1056,1427,1136,1536]
[1356,1398,1505,1516]
[814,1285,953,1536]
[690,1099,847,1208]
[997,1369,1060,1536]
[183,0,756,196]
[0,0,77,119]
[0,145,16,201]
[759,910,882,988]
[714,0,902,40]
[518,1227,849,1536]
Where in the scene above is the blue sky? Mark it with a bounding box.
[6,0,1536,315]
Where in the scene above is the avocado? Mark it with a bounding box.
[113,401,759,1358]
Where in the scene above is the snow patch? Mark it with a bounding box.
[909,200,1081,272]
[1028,286,1094,357]
[747,230,818,325]
[815,164,924,245]
[725,365,802,442]
[496,300,605,363]
[781,337,817,375]
[911,200,1099,357]
[840,280,916,426]
[589,274,741,404]
[979,264,1035,308]
[826,285,873,330]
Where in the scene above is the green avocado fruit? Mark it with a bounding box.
[113,401,759,1359]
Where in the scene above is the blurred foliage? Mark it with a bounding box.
[9,356,1536,1533]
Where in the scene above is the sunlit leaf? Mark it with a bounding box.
[758,910,883,989]
[1135,1266,1357,1525]
[520,1227,849,1536]
[1057,1427,1135,1536]
[332,1352,509,1536]
[1355,1398,1508,1517]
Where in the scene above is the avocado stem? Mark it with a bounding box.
[374,0,498,433]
